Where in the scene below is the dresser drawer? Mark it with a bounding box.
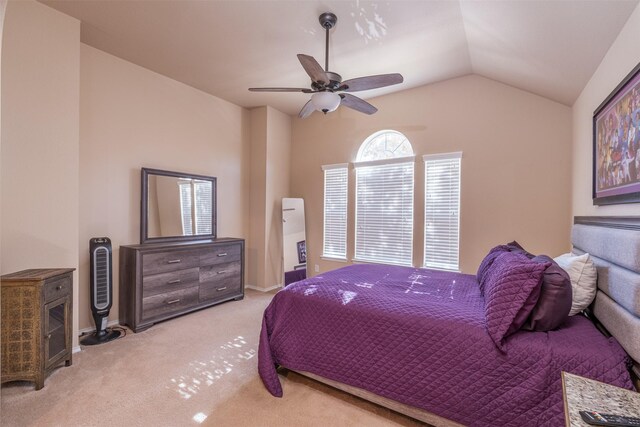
[44,275,72,303]
[199,261,241,284]
[142,250,200,276]
[142,286,199,320]
[142,268,199,298]
[199,275,242,302]
[200,244,241,266]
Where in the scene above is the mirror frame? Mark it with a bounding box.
[140,167,217,244]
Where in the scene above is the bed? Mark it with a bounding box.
[258,216,639,426]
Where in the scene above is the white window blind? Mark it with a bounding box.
[322,164,348,259]
[355,159,414,266]
[194,181,213,235]
[423,152,462,271]
[179,181,193,236]
[179,180,212,236]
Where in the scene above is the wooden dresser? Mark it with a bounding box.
[119,238,244,332]
[1,268,74,390]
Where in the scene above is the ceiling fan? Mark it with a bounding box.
[249,12,404,118]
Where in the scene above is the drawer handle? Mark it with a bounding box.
[46,334,52,340]
[217,270,227,274]
[167,259,182,264]
[166,299,181,305]
[216,287,227,292]
[56,285,62,291]
[217,253,227,257]
[168,279,181,284]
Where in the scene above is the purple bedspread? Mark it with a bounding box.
[258,265,633,426]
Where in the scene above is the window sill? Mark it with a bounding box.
[422,265,461,273]
[321,256,348,263]
[352,258,414,268]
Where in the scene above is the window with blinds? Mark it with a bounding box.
[322,164,348,259]
[179,181,193,236]
[354,158,415,266]
[194,181,213,235]
[423,152,462,271]
[179,180,212,236]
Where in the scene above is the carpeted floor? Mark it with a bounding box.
[1,290,424,426]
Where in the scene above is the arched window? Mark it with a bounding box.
[354,130,414,266]
[356,130,414,162]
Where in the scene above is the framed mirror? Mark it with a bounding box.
[282,198,306,286]
[141,168,217,244]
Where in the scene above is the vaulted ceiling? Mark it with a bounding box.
[42,0,639,116]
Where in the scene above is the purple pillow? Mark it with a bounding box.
[483,252,549,351]
[506,240,525,251]
[521,255,572,331]
[506,240,534,258]
[477,245,511,294]
[477,241,533,294]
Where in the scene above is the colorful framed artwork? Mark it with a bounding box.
[593,61,640,205]
[297,240,306,264]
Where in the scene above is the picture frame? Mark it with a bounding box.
[297,240,306,264]
[593,61,640,205]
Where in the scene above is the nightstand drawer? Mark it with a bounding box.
[142,286,199,320]
[44,275,72,303]
[142,267,199,298]
[142,250,200,276]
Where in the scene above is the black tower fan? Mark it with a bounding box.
[81,237,121,345]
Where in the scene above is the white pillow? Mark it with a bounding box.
[554,252,597,316]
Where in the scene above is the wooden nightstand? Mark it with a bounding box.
[562,371,640,426]
[1,269,75,390]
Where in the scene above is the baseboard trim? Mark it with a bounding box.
[245,284,282,292]
[72,346,82,354]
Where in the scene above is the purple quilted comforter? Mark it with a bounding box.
[258,265,633,426]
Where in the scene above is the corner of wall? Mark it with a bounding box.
[248,105,292,290]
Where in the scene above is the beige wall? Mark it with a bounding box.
[248,106,291,290]
[1,1,80,343]
[248,108,268,288]
[572,2,640,217]
[0,0,6,277]
[265,107,291,288]
[291,75,573,275]
[79,44,250,331]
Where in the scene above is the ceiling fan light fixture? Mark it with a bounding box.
[311,91,341,113]
[248,12,402,118]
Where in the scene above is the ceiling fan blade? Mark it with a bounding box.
[297,54,329,85]
[340,93,377,115]
[340,73,404,92]
[298,100,316,119]
[248,87,312,93]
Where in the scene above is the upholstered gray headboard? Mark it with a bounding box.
[572,217,640,374]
